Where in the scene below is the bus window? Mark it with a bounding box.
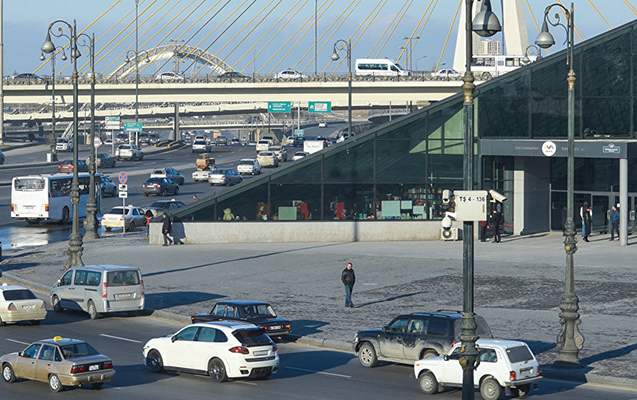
[14,178,45,190]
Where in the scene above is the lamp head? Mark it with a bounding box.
[535,20,555,49]
[41,32,56,54]
[61,51,67,61]
[40,53,46,61]
[331,52,340,61]
[472,0,501,37]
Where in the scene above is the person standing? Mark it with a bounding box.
[580,201,592,239]
[492,207,503,243]
[610,204,619,241]
[145,210,153,239]
[341,262,355,308]
[161,212,173,246]
[582,204,592,242]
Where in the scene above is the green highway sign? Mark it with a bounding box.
[294,129,305,136]
[268,101,292,113]
[123,122,143,132]
[308,101,331,113]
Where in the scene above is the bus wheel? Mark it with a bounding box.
[61,207,70,224]
[482,72,492,80]
[26,219,40,225]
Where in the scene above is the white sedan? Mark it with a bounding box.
[0,283,47,325]
[274,69,308,79]
[292,151,309,161]
[143,321,279,382]
[101,206,147,231]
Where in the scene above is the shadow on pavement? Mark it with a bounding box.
[145,291,223,310]
[581,342,637,365]
[278,349,355,378]
[290,319,330,336]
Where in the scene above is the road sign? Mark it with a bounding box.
[268,101,291,113]
[118,184,128,192]
[105,116,121,130]
[454,190,488,222]
[124,122,143,132]
[118,171,128,184]
[119,191,128,199]
[294,129,304,137]
[308,101,331,113]
[94,137,102,148]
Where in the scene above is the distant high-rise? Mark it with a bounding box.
[478,39,501,56]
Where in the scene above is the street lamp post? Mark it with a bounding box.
[461,1,500,399]
[40,51,57,148]
[535,1,584,368]
[401,36,420,72]
[416,55,428,72]
[41,19,85,269]
[78,33,98,240]
[331,39,352,138]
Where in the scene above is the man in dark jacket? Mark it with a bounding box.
[161,212,173,246]
[492,207,503,243]
[341,263,355,308]
[610,204,620,240]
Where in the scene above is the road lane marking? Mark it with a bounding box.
[100,334,142,343]
[285,366,351,378]
[6,339,30,345]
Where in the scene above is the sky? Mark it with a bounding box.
[3,0,636,77]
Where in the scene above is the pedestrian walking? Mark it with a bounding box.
[610,204,619,240]
[580,201,592,239]
[161,212,173,246]
[341,262,355,308]
[492,207,503,243]
[145,210,153,239]
[193,195,198,201]
[582,204,592,242]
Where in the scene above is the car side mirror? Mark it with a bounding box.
[443,355,450,361]
[18,351,24,357]
[382,326,388,332]
[171,335,177,343]
[56,280,61,287]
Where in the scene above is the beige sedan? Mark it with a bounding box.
[0,284,46,325]
[257,151,279,168]
[1,337,115,392]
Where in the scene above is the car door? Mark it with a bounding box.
[55,270,80,310]
[33,345,58,383]
[163,326,200,369]
[190,327,222,371]
[378,316,409,359]
[439,345,463,384]
[13,343,41,380]
[401,317,428,360]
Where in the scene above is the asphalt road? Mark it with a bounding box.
[0,303,635,400]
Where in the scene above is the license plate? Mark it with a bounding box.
[89,364,99,371]
[22,305,34,311]
[520,367,533,375]
[116,293,133,299]
[269,325,282,330]
[253,350,268,356]
[24,205,35,209]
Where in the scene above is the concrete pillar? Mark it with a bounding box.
[620,158,628,245]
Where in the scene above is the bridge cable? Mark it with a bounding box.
[588,0,611,29]
[184,0,258,75]
[298,0,347,73]
[396,0,436,65]
[555,0,582,42]
[149,0,226,75]
[622,0,637,16]
[320,0,364,75]
[435,0,461,71]
[234,0,306,74]
[369,1,409,58]
[373,0,414,60]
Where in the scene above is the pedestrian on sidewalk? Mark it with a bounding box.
[580,201,591,239]
[161,212,173,246]
[341,262,355,308]
[610,204,619,241]
[492,207,503,243]
[145,210,153,239]
[582,204,592,242]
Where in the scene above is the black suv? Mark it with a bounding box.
[353,310,492,368]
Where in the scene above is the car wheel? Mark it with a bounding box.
[129,221,136,231]
[61,207,70,224]
[358,342,378,368]
[208,358,228,382]
[144,192,149,196]
[87,300,100,320]
[105,227,112,231]
[91,382,104,390]
[175,187,180,195]
[31,320,41,325]
[420,350,439,359]
[0,316,5,326]
[146,350,165,372]
[480,377,503,400]
[516,384,531,397]
[52,296,63,312]
[2,363,16,383]
[49,373,63,392]
[419,371,439,394]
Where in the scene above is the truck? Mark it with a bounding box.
[303,140,325,155]
[191,153,216,182]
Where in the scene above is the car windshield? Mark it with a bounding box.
[233,328,272,346]
[2,289,37,301]
[108,207,129,215]
[149,202,169,209]
[107,270,140,286]
[239,160,254,165]
[146,178,163,183]
[60,342,100,359]
[152,170,165,175]
[243,304,276,318]
[506,345,534,363]
[217,169,229,174]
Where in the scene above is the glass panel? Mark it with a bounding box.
[270,156,322,183]
[531,97,567,138]
[376,184,429,220]
[585,27,632,54]
[375,139,427,183]
[478,96,529,138]
[270,184,321,220]
[427,102,463,140]
[323,184,374,220]
[530,56,570,98]
[582,98,631,137]
[581,53,630,97]
[323,138,374,183]
[375,111,429,139]
[477,68,530,97]
[427,140,464,184]
[216,181,269,221]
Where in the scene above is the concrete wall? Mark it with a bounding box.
[149,220,464,244]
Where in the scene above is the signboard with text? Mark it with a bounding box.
[105,116,121,130]
[268,101,291,113]
[454,190,488,222]
[308,101,331,113]
[124,122,143,132]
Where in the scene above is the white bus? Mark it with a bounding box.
[471,54,538,80]
[11,173,102,224]
[355,59,409,77]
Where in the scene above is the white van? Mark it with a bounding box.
[355,59,409,77]
[50,265,145,320]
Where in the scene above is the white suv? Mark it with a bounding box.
[143,321,279,382]
[116,144,144,161]
[237,159,262,175]
[414,339,542,400]
[255,140,270,152]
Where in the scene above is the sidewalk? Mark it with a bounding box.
[1,231,636,389]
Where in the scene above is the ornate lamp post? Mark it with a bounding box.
[461,1,500,398]
[330,39,352,138]
[535,1,584,368]
[41,20,84,269]
[40,50,58,148]
[77,33,98,239]
[126,49,140,146]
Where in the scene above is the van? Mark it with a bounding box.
[55,138,73,152]
[50,265,145,320]
[355,58,409,77]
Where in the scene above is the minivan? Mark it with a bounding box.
[50,265,145,320]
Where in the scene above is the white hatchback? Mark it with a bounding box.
[414,339,542,400]
[143,322,279,382]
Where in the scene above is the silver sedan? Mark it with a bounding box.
[208,168,243,186]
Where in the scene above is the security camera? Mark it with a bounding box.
[489,189,507,203]
[442,189,452,204]
[441,215,453,230]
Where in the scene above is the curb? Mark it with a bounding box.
[1,267,636,390]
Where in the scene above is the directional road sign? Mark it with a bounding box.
[105,116,121,130]
[94,137,102,148]
[268,101,291,113]
[118,171,128,184]
[308,101,331,113]
[124,122,143,132]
